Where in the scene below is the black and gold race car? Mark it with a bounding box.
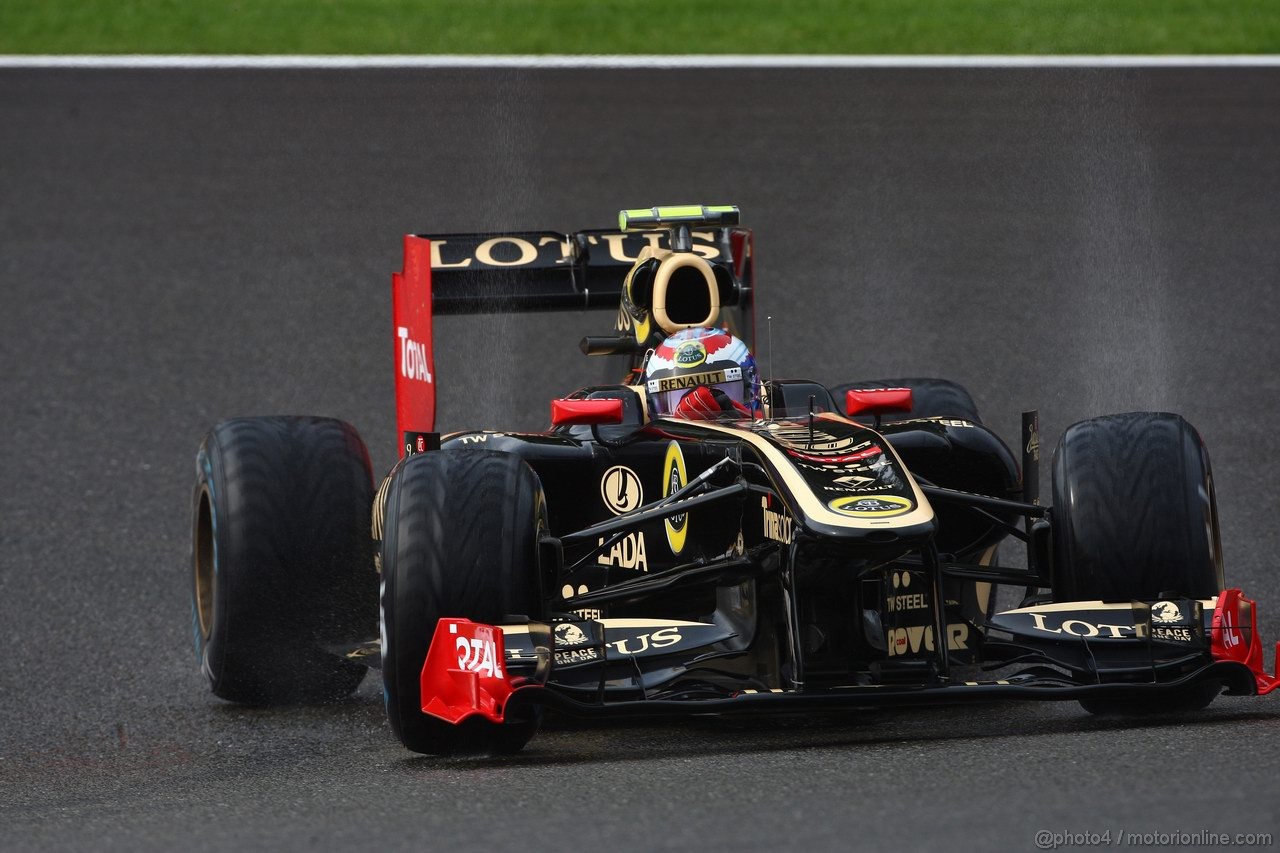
[190,205,1278,755]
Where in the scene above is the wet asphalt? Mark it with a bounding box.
[1,67,1278,851]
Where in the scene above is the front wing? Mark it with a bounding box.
[420,589,1279,728]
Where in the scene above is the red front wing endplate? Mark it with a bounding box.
[419,619,538,725]
[1210,589,1280,695]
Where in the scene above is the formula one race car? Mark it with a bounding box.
[190,205,1279,755]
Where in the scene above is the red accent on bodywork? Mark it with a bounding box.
[420,619,527,725]
[846,388,913,419]
[393,236,436,457]
[786,445,883,465]
[551,398,624,426]
[1211,589,1280,695]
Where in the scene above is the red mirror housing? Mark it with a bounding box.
[551,398,625,427]
[845,388,914,419]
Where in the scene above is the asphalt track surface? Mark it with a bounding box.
[2,67,1279,851]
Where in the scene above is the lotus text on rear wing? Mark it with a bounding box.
[429,231,728,269]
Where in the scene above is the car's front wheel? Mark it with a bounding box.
[1050,411,1224,715]
[380,450,547,755]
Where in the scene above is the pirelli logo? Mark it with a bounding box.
[648,366,741,394]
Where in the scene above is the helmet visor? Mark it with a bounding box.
[655,379,747,417]
[648,366,746,416]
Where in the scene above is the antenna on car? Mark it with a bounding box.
[767,315,775,419]
[808,395,816,448]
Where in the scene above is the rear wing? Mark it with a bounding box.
[392,225,754,454]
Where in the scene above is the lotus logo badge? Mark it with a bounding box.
[675,341,707,367]
[828,495,913,518]
[664,442,689,554]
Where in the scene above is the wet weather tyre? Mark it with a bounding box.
[1051,412,1225,715]
[380,450,547,756]
[192,416,376,704]
[1051,412,1222,602]
[831,378,981,424]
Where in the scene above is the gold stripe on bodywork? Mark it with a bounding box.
[663,413,935,530]
[999,597,1219,616]
[499,618,715,632]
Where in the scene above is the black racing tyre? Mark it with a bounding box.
[1051,412,1223,602]
[831,377,982,424]
[192,416,377,704]
[380,450,547,756]
[1051,412,1225,716]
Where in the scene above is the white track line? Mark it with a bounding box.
[1,54,1279,69]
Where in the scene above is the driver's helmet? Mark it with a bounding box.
[643,327,760,417]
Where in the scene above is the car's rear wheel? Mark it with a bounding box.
[380,450,547,755]
[1050,411,1224,714]
[192,416,376,703]
[831,377,981,424]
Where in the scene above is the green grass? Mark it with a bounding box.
[1,0,1277,55]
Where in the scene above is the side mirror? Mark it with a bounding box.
[551,398,625,427]
[845,388,913,419]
